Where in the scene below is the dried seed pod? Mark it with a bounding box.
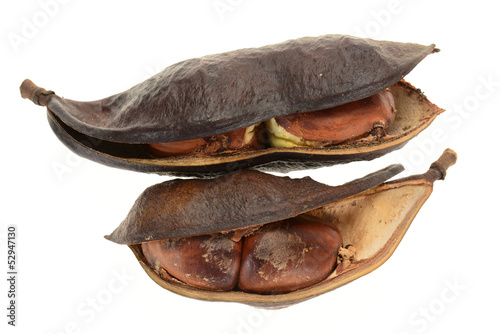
[105,149,457,308]
[20,35,442,176]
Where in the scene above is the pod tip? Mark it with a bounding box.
[20,79,55,106]
[429,148,457,181]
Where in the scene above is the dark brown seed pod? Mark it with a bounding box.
[20,35,442,176]
[105,149,457,308]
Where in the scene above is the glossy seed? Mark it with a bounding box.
[238,218,342,293]
[142,233,242,291]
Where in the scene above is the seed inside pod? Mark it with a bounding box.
[266,89,396,147]
[145,89,396,156]
[146,124,263,157]
[141,215,342,293]
[238,217,342,293]
[142,233,242,291]
[146,138,207,156]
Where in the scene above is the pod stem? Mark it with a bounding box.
[425,148,458,183]
[20,79,55,107]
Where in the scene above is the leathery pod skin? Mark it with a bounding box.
[20,35,443,176]
[105,149,457,308]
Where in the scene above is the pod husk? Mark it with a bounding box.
[106,149,457,308]
[106,163,404,245]
[20,35,442,176]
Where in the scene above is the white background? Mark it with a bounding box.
[2,0,499,333]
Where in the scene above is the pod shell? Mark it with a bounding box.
[105,164,405,245]
[39,35,437,143]
[21,35,440,176]
[46,80,442,176]
[109,149,457,308]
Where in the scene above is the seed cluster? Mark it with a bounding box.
[142,216,342,294]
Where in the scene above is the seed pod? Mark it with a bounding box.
[20,35,442,176]
[105,149,457,308]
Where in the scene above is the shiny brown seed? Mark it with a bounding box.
[142,233,242,291]
[146,124,262,157]
[238,217,342,294]
[267,89,396,147]
[146,137,208,157]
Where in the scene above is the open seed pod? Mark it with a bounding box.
[106,149,457,308]
[20,35,443,176]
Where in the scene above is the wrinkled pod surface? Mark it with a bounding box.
[20,35,443,177]
[106,149,457,308]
